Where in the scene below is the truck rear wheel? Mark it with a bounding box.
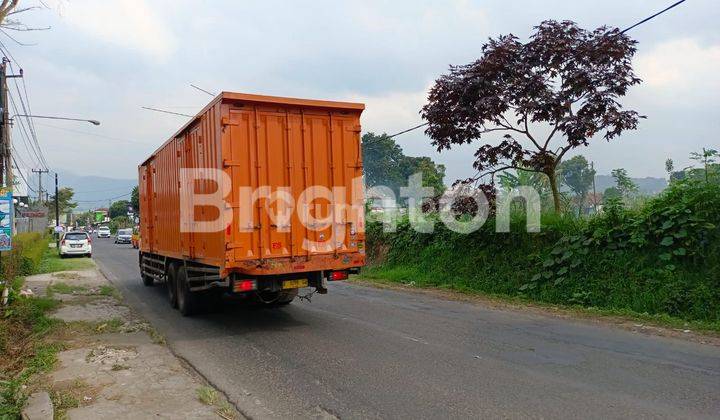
[142,274,154,287]
[166,264,178,309]
[176,266,198,316]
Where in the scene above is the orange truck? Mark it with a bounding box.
[138,92,366,315]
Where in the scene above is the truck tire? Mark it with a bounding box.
[141,273,154,287]
[176,266,198,316]
[166,264,178,309]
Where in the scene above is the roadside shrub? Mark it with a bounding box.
[364,179,720,322]
[1,233,49,306]
[13,232,48,276]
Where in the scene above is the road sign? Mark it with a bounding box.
[0,191,13,251]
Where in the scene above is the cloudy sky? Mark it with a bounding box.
[7,0,719,191]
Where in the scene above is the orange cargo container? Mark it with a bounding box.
[138,92,365,315]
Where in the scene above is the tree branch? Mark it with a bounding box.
[7,6,42,16]
[555,144,574,167]
[522,112,543,151]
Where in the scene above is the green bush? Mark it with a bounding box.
[109,216,132,233]
[12,232,49,276]
[364,179,720,323]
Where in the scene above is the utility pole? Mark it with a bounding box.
[55,172,60,246]
[0,57,23,190]
[32,168,49,203]
[0,58,8,188]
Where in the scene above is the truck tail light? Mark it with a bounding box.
[330,271,348,281]
[233,279,256,293]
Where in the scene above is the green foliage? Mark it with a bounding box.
[0,234,70,417]
[131,185,140,214]
[362,132,446,198]
[7,233,48,276]
[0,296,61,418]
[75,210,95,227]
[109,215,132,233]
[559,155,595,214]
[48,187,77,216]
[665,158,674,177]
[559,155,595,201]
[498,168,550,196]
[402,156,446,196]
[109,200,131,219]
[365,179,720,323]
[611,168,638,197]
[603,187,621,203]
[197,386,219,405]
[689,147,718,181]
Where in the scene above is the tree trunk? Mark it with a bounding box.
[547,168,561,213]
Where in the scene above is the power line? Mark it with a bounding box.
[141,106,194,118]
[74,191,132,203]
[8,91,45,168]
[12,155,37,193]
[0,41,49,170]
[620,0,686,34]
[190,83,215,97]
[6,66,46,167]
[387,0,688,140]
[388,122,428,139]
[34,122,149,145]
[73,186,133,195]
[9,62,45,167]
[0,41,51,171]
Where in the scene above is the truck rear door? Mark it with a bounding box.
[222,104,363,263]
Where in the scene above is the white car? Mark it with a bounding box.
[97,226,111,238]
[59,231,92,258]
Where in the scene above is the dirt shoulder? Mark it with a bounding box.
[19,266,239,419]
[350,277,720,347]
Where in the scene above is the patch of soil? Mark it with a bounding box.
[0,317,35,378]
[52,298,131,323]
[85,345,139,366]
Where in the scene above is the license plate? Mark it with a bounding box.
[71,244,82,248]
[282,279,308,289]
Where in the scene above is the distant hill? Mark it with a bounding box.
[594,175,667,195]
[26,169,136,211]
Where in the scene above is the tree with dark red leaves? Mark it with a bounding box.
[421,20,643,212]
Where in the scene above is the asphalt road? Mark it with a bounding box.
[91,239,720,419]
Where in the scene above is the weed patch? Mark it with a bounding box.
[37,249,94,274]
[197,386,219,405]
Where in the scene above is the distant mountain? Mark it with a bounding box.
[594,175,667,195]
[25,169,136,211]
